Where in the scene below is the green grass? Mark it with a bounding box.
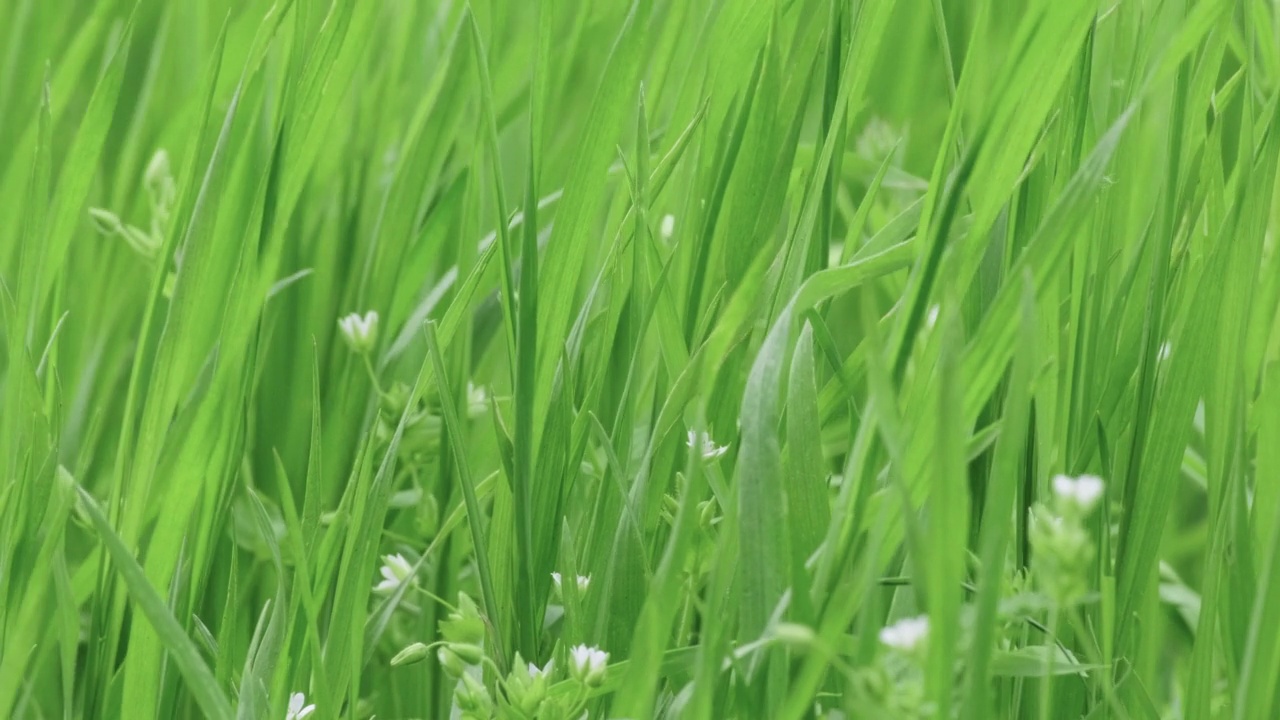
[1,0,1279,718]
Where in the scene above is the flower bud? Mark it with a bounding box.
[773,622,816,648]
[504,654,552,717]
[391,642,430,667]
[437,646,467,678]
[448,642,484,666]
[144,150,173,197]
[89,207,124,236]
[439,593,486,649]
[456,672,492,715]
[698,499,718,530]
[416,492,440,537]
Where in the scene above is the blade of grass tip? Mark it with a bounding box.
[11,73,49,358]
[534,0,650,425]
[25,18,132,330]
[890,128,985,383]
[0,458,70,717]
[683,46,766,346]
[735,239,915,647]
[465,8,518,367]
[74,483,233,720]
[215,532,240,690]
[783,322,828,625]
[424,321,507,672]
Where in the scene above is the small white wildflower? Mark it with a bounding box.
[878,615,929,652]
[1157,342,1172,362]
[568,644,609,686]
[1051,474,1105,512]
[528,658,553,679]
[550,572,590,594]
[686,430,728,460]
[338,310,379,354]
[285,692,316,720]
[373,553,414,595]
[659,214,676,239]
[467,382,489,417]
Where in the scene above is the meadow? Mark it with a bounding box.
[1,0,1278,718]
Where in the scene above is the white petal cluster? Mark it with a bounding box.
[528,659,553,679]
[338,311,379,353]
[569,644,609,685]
[659,214,676,239]
[1051,474,1105,512]
[551,571,591,594]
[878,615,929,652]
[285,692,315,720]
[686,430,728,460]
[373,553,414,595]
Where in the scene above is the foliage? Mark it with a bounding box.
[1,0,1278,718]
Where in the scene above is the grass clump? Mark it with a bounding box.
[2,0,1279,718]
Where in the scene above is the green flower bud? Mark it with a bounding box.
[437,647,467,678]
[448,642,484,665]
[88,207,124,236]
[503,654,552,717]
[440,593,486,646]
[662,493,679,517]
[416,492,439,537]
[698,498,718,530]
[144,150,176,213]
[391,642,430,667]
[773,622,816,648]
[456,672,492,715]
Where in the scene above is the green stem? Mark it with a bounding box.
[1039,605,1059,720]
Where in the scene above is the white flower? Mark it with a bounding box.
[373,553,414,595]
[338,310,379,353]
[467,382,488,417]
[1157,342,1172,362]
[659,214,675,239]
[285,692,315,720]
[1051,474,1105,512]
[686,430,728,460]
[528,658,553,679]
[551,572,590,594]
[568,644,609,685]
[878,616,929,652]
